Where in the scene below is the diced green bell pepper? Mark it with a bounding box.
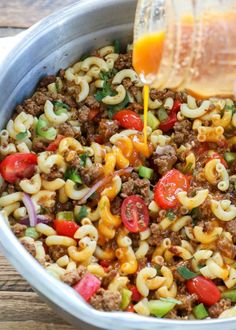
[56,211,74,221]
[193,303,209,319]
[36,118,57,141]
[25,227,40,240]
[224,152,236,163]
[138,166,154,179]
[148,300,175,318]
[120,288,132,310]
[222,289,236,302]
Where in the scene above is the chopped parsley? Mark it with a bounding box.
[94,70,118,102]
[166,209,175,221]
[75,206,88,222]
[79,153,88,167]
[64,167,82,184]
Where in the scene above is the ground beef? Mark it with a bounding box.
[55,201,74,212]
[175,293,198,314]
[98,119,119,142]
[230,160,236,175]
[102,269,117,288]
[38,75,56,88]
[127,102,143,112]
[56,122,76,137]
[48,245,68,261]
[85,95,100,109]
[153,145,177,175]
[61,266,87,286]
[20,237,36,257]
[110,196,123,215]
[90,288,122,311]
[77,105,90,123]
[78,163,104,186]
[121,176,151,204]
[173,119,192,145]
[32,137,48,152]
[12,223,26,238]
[41,165,64,181]
[148,223,163,246]
[208,299,231,318]
[217,237,236,259]
[225,219,236,243]
[122,77,133,89]
[114,53,132,70]
[16,91,50,116]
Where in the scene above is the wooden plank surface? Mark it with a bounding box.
[0,0,79,28]
[0,2,79,328]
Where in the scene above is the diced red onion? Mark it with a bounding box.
[19,215,52,226]
[22,193,37,227]
[78,167,133,204]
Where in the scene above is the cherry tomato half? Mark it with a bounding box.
[73,273,101,301]
[46,135,65,152]
[154,169,189,209]
[113,110,143,131]
[121,195,149,233]
[186,276,221,306]
[0,153,37,183]
[54,220,79,238]
[159,100,181,132]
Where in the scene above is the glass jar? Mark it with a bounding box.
[133,0,236,98]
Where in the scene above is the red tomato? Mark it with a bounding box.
[73,273,101,301]
[54,220,79,238]
[207,152,228,168]
[129,285,142,302]
[186,276,221,306]
[113,110,143,131]
[126,304,135,313]
[121,195,149,233]
[159,100,181,132]
[154,169,189,209]
[46,135,65,151]
[0,153,37,183]
[88,108,100,121]
[99,260,112,268]
[94,135,104,144]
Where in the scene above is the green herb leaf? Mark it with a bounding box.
[79,153,88,167]
[16,131,28,140]
[113,39,121,53]
[107,93,130,118]
[76,205,88,221]
[166,209,175,221]
[177,266,197,280]
[190,207,200,226]
[64,167,82,184]
[160,297,182,305]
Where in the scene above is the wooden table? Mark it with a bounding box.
[0,2,79,329]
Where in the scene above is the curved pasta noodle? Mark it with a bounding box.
[177,189,208,209]
[180,100,210,118]
[19,174,41,194]
[98,196,121,239]
[211,199,236,221]
[102,85,126,105]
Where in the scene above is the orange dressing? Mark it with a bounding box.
[133,32,165,146]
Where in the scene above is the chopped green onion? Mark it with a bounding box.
[177,266,197,280]
[222,289,236,302]
[25,227,40,240]
[224,152,236,163]
[138,166,153,179]
[64,167,82,184]
[120,288,132,310]
[16,131,28,140]
[157,107,168,122]
[193,303,209,319]
[56,211,74,221]
[75,205,88,222]
[107,93,130,118]
[166,209,175,221]
[148,300,176,317]
[36,118,57,141]
[113,39,121,53]
[160,297,182,305]
[79,153,88,167]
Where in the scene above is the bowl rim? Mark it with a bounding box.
[0,0,236,328]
